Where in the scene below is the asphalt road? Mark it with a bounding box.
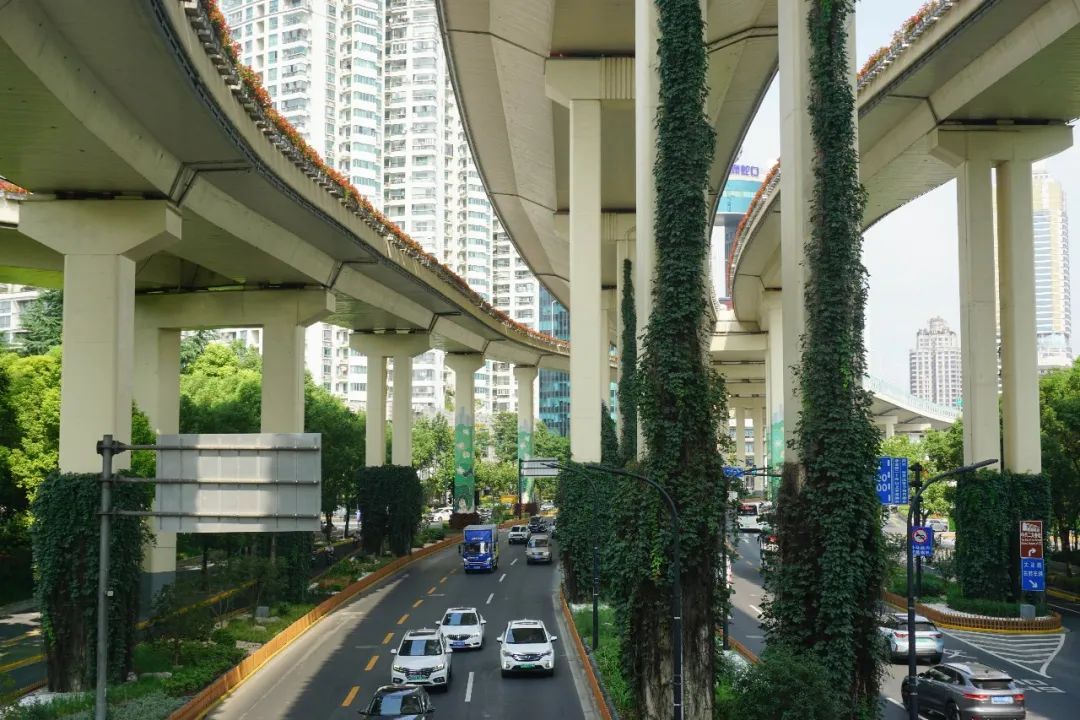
[728,533,1080,720]
[207,535,595,720]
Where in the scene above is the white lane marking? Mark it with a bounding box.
[464,671,475,702]
[943,629,1066,678]
[749,605,762,617]
[886,698,904,709]
[511,558,519,566]
[486,592,494,605]
[1049,603,1080,616]
[499,573,507,583]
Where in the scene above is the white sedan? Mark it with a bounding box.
[437,607,486,650]
[498,619,557,676]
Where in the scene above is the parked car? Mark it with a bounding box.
[879,612,944,663]
[429,506,453,523]
[390,628,452,690]
[498,619,557,676]
[901,662,1026,720]
[928,517,949,533]
[526,534,552,564]
[360,685,435,718]
[540,501,556,513]
[437,607,486,649]
[508,525,529,544]
[737,502,765,532]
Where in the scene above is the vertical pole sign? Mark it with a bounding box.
[876,457,909,505]
[1019,520,1045,592]
[911,526,934,559]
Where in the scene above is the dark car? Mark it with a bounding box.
[527,515,547,534]
[360,684,435,718]
[902,662,1025,720]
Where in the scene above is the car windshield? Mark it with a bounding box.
[512,526,525,532]
[506,627,547,644]
[443,612,478,626]
[529,538,549,548]
[399,639,442,656]
[464,541,488,555]
[915,622,938,633]
[971,678,1013,690]
[368,693,423,715]
[738,504,758,516]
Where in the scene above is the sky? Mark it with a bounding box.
[731,2,1080,389]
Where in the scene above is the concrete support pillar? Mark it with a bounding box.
[997,161,1040,473]
[446,354,485,514]
[261,321,306,434]
[777,1,814,468]
[133,319,180,601]
[876,416,898,440]
[365,355,387,466]
[762,292,784,466]
[18,200,181,471]
[569,98,604,462]
[634,0,659,354]
[514,365,539,502]
[755,405,767,468]
[391,354,414,466]
[351,333,431,467]
[734,406,747,466]
[958,159,1001,467]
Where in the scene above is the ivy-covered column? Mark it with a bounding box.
[447,353,484,515]
[514,365,538,502]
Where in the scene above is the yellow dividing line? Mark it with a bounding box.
[341,686,360,707]
[397,614,409,625]
[0,653,44,674]
[0,629,40,649]
[382,632,394,645]
[439,576,448,584]
[412,599,423,609]
[427,586,436,595]
[364,655,379,672]
[449,568,456,575]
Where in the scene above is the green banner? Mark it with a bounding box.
[769,418,784,468]
[454,419,475,513]
[517,429,534,503]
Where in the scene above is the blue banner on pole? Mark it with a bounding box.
[876,457,909,505]
[912,526,934,558]
[1020,557,1046,591]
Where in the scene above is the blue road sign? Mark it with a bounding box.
[912,526,934,558]
[1020,557,1046,591]
[877,457,910,504]
[722,466,745,478]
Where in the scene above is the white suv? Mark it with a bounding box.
[437,607,486,649]
[526,534,552,564]
[508,525,529,544]
[498,619,557,676]
[390,628,452,689]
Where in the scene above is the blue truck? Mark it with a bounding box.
[461,524,499,573]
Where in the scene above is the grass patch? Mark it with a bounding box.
[211,602,316,645]
[945,587,1049,618]
[571,606,633,717]
[132,643,172,674]
[0,677,179,720]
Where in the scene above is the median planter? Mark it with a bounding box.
[883,591,1061,633]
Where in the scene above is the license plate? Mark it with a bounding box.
[991,696,1013,705]
[520,664,537,670]
[407,675,424,681]
[452,642,465,647]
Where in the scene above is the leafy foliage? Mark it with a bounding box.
[762,2,884,714]
[18,289,63,356]
[619,259,638,462]
[730,645,849,720]
[305,381,363,532]
[955,470,1050,602]
[629,0,722,715]
[32,472,151,691]
[1040,363,1080,568]
[356,465,423,556]
[412,414,455,503]
[555,463,615,603]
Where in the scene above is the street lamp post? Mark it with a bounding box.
[904,458,996,720]
[544,461,684,720]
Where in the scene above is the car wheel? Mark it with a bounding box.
[945,702,960,720]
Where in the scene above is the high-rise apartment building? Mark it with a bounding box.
[489,219,540,414]
[0,284,40,346]
[1032,168,1072,370]
[909,317,963,408]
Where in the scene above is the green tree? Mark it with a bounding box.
[305,380,364,537]
[475,460,518,498]
[763,1,884,714]
[619,259,638,463]
[491,412,519,463]
[533,420,569,462]
[474,422,492,461]
[1040,364,1080,572]
[412,414,454,504]
[179,342,262,434]
[179,329,215,373]
[18,289,63,356]
[1,349,62,504]
[924,420,963,474]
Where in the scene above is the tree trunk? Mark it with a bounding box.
[344,503,352,538]
[1060,518,1073,576]
[201,538,209,591]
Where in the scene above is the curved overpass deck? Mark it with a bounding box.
[0,0,568,370]
[729,0,1080,323]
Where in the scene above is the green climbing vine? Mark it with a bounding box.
[762,1,885,715]
[622,0,723,716]
[32,472,151,692]
[355,465,424,556]
[619,259,638,463]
